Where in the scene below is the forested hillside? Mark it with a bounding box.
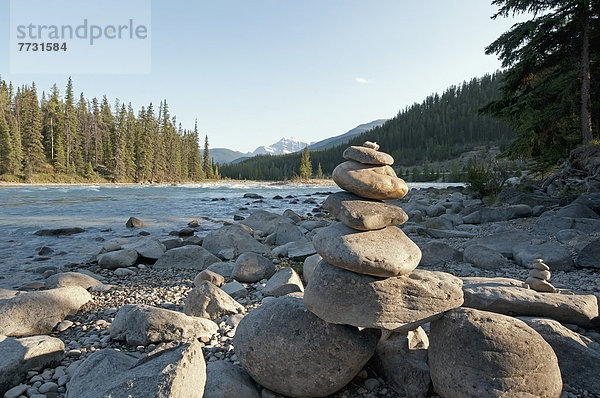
[219,72,516,180]
[0,77,219,183]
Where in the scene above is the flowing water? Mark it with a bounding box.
[0,181,461,289]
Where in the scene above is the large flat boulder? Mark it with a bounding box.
[0,287,92,336]
[121,237,166,260]
[154,245,221,271]
[464,230,532,258]
[234,295,378,397]
[202,224,269,260]
[66,340,206,398]
[512,242,575,271]
[519,317,600,393]
[462,277,599,328]
[109,304,218,346]
[313,222,421,277]
[342,145,394,165]
[577,239,600,269]
[322,191,408,231]
[304,261,463,332]
[429,308,562,398]
[0,335,64,394]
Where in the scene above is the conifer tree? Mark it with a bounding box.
[299,145,312,180]
[316,162,323,179]
[0,110,12,174]
[484,0,598,169]
[21,84,47,179]
[203,135,213,179]
[41,84,64,167]
[113,104,129,182]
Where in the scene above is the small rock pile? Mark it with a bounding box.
[526,258,556,292]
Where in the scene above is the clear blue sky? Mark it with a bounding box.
[0,1,525,153]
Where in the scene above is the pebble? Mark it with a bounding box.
[38,381,58,394]
[4,384,28,398]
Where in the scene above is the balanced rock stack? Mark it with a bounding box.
[305,142,464,332]
[525,258,556,292]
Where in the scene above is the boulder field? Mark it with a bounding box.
[1,141,599,397]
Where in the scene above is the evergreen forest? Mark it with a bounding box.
[219,72,516,181]
[0,77,219,183]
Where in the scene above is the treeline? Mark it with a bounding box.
[0,77,219,183]
[219,72,516,180]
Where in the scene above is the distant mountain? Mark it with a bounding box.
[309,119,388,150]
[250,137,308,156]
[209,148,246,165]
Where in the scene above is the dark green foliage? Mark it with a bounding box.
[0,77,215,183]
[220,73,515,180]
[483,0,599,171]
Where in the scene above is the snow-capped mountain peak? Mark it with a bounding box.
[251,137,308,156]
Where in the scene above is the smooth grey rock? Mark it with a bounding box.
[113,268,135,276]
[322,191,408,231]
[97,249,138,270]
[206,262,234,278]
[426,204,446,217]
[154,245,221,271]
[577,239,600,269]
[234,295,378,397]
[272,223,306,246]
[282,209,301,223]
[519,317,600,393]
[462,245,511,270]
[0,287,91,336]
[0,335,64,394]
[415,227,476,239]
[194,270,225,287]
[462,277,599,328]
[419,241,462,266]
[304,261,463,332]
[332,161,408,200]
[34,227,84,236]
[342,145,394,165]
[263,268,304,297]
[556,203,600,219]
[66,340,206,398]
[121,237,165,260]
[465,230,533,258]
[302,254,322,283]
[240,210,293,235]
[203,224,269,259]
[370,328,430,398]
[285,240,316,260]
[204,361,259,398]
[183,281,243,320]
[44,272,103,290]
[313,222,421,277]
[233,252,276,283]
[512,242,575,271]
[221,281,248,298]
[429,308,562,398]
[109,304,217,346]
[4,384,27,398]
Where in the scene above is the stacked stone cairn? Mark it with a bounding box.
[525,258,556,292]
[235,142,564,398]
[304,142,464,332]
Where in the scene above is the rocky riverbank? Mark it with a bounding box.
[1,155,599,397]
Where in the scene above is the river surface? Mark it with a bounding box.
[0,181,462,289]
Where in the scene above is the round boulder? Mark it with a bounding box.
[429,308,562,398]
[234,295,378,397]
[332,161,408,200]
